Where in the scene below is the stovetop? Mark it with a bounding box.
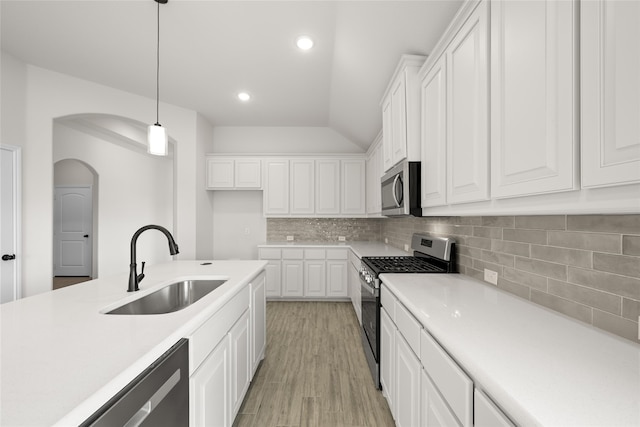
[362,256,448,275]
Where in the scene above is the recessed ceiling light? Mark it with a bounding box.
[296,36,314,51]
[237,92,251,102]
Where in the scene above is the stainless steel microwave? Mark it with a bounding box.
[381,161,421,217]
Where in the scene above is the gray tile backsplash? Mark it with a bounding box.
[381,215,640,344]
[266,214,640,344]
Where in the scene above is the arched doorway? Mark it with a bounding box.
[53,159,98,289]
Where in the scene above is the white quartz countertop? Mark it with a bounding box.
[380,273,640,427]
[0,260,267,427]
[258,241,408,258]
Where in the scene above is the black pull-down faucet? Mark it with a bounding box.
[128,225,179,292]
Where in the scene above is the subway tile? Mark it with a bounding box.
[481,250,515,268]
[473,259,503,277]
[530,290,592,324]
[466,267,484,281]
[497,277,531,300]
[567,215,640,234]
[567,267,640,300]
[531,245,592,268]
[515,215,566,230]
[458,255,473,268]
[502,228,548,245]
[593,253,640,279]
[622,298,640,322]
[592,310,640,344]
[491,240,530,257]
[503,267,548,291]
[548,231,621,254]
[438,224,474,237]
[465,236,492,250]
[547,279,621,315]
[515,257,567,281]
[457,245,483,259]
[473,226,503,239]
[482,216,515,228]
[623,235,640,256]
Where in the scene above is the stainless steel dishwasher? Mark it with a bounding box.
[81,339,189,427]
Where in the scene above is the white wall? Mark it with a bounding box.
[0,52,27,147]
[3,59,202,297]
[212,191,265,260]
[211,126,365,154]
[54,123,173,278]
[54,159,94,186]
[195,114,214,259]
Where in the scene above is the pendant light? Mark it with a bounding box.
[148,0,168,156]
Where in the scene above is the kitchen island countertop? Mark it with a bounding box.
[381,272,640,427]
[0,260,267,427]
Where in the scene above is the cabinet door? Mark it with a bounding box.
[326,260,348,297]
[380,307,396,418]
[281,260,303,297]
[190,336,231,427]
[491,0,577,198]
[207,158,234,189]
[348,264,361,324]
[341,159,366,215]
[382,97,394,172]
[581,0,640,188]
[315,160,340,215]
[395,332,421,427]
[264,260,281,298]
[391,77,408,166]
[421,56,447,208]
[446,0,490,204]
[290,160,315,215]
[264,159,290,216]
[230,310,251,417]
[304,260,326,297]
[251,274,266,375]
[474,389,514,427]
[235,159,262,189]
[421,369,461,427]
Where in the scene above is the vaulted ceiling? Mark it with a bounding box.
[1,0,462,150]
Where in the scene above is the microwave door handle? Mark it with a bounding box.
[392,175,402,208]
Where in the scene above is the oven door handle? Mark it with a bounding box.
[360,277,379,297]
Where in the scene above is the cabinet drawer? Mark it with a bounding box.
[304,249,326,260]
[282,249,304,259]
[326,249,348,260]
[188,286,250,375]
[258,248,281,260]
[380,284,397,320]
[395,300,421,357]
[420,329,473,427]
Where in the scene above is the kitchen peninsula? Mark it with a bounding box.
[0,260,267,426]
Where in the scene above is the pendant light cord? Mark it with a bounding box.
[155,0,160,125]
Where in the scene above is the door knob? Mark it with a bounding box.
[84,235,89,238]
[2,254,16,261]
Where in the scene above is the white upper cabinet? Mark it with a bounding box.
[290,160,315,215]
[341,159,366,215]
[420,56,448,208]
[206,157,261,190]
[490,0,577,198]
[366,134,383,216]
[316,159,341,215]
[446,0,490,204]
[581,0,640,188]
[263,159,290,216]
[381,55,426,172]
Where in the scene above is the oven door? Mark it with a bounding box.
[360,274,380,388]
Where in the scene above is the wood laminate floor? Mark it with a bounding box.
[234,301,395,427]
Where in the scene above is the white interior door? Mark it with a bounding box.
[1,146,20,303]
[53,186,92,277]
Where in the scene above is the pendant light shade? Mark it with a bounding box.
[148,0,168,156]
[148,123,168,155]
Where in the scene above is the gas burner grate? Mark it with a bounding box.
[364,256,446,274]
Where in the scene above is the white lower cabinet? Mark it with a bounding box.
[421,369,461,427]
[304,260,326,297]
[326,260,348,298]
[230,310,251,417]
[264,260,281,298]
[474,388,514,427]
[282,260,304,297]
[251,273,266,376]
[380,306,396,418]
[395,331,421,427]
[190,335,231,427]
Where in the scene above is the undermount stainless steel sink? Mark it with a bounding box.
[105,279,227,315]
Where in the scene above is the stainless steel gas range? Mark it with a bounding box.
[359,233,456,389]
